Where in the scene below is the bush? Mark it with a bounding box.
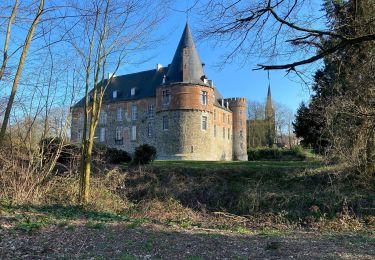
[247,147,307,161]
[133,144,157,165]
[105,147,132,164]
[40,137,80,165]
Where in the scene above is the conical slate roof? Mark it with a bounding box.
[166,23,207,85]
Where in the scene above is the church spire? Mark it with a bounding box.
[166,23,207,85]
[265,84,274,120]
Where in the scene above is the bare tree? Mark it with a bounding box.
[69,0,167,204]
[199,0,375,71]
[0,0,45,145]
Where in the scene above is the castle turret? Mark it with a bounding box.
[156,23,217,160]
[226,97,248,161]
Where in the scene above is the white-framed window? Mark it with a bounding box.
[214,109,216,120]
[202,116,208,130]
[223,127,225,139]
[131,87,136,96]
[131,126,136,141]
[115,126,123,140]
[201,90,208,105]
[162,115,169,130]
[116,107,123,121]
[113,90,118,99]
[162,90,171,105]
[100,127,105,142]
[99,111,107,125]
[131,104,137,121]
[148,122,153,137]
[148,104,155,118]
[214,124,216,137]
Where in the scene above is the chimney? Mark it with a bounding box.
[156,64,163,71]
[207,80,213,87]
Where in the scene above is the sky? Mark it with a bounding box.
[116,1,323,114]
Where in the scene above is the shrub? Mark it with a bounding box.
[105,147,132,164]
[133,144,157,165]
[247,147,307,161]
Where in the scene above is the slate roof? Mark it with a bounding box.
[73,67,168,107]
[165,23,207,86]
[73,23,229,109]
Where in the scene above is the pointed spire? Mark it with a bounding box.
[265,84,274,119]
[166,23,207,85]
[267,83,272,98]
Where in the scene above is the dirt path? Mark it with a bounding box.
[1,222,374,259]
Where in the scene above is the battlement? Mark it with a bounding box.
[224,97,247,103]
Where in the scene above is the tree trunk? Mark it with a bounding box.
[0,0,44,145]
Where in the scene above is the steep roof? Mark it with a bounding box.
[265,84,274,118]
[73,67,167,107]
[165,23,207,86]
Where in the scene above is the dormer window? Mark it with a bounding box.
[131,88,136,96]
[113,90,118,99]
[162,75,166,84]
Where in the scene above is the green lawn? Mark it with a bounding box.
[153,160,322,169]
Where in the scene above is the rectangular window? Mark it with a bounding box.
[148,122,153,137]
[222,113,225,124]
[162,115,169,130]
[223,127,225,139]
[116,107,123,121]
[202,116,208,130]
[131,88,136,96]
[201,91,208,105]
[214,110,216,120]
[99,111,106,125]
[228,115,230,124]
[148,104,155,118]
[100,127,105,142]
[228,128,230,140]
[239,110,243,126]
[77,112,83,125]
[131,126,137,141]
[214,124,216,137]
[162,90,171,105]
[115,126,123,140]
[131,104,137,121]
[113,90,118,99]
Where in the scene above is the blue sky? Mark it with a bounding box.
[115,1,325,113]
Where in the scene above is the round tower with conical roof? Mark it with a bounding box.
[155,23,230,160]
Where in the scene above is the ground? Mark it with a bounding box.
[1,160,374,259]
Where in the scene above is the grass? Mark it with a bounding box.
[153,160,322,169]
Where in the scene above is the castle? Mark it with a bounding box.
[71,23,248,161]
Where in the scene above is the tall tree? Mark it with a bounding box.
[0,0,44,145]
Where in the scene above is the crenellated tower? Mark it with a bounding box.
[226,97,248,161]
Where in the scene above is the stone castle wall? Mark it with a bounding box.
[70,85,241,161]
[226,97,248,161]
